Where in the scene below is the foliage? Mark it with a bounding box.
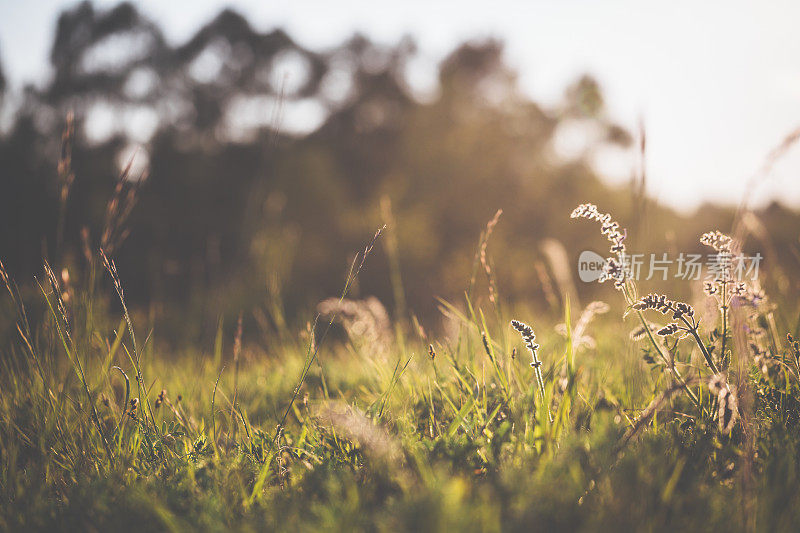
[1,197,800,531]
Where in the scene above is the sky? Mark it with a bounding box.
[1,0,800,212]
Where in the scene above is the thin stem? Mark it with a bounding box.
[39,282,114,460]
[527,346,552,423]
[720,280,729,367]
[681,319,719,375]
[272,227,384,448]
[622,282,704,412]
[633,307,703,411]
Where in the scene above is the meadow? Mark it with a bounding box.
[4,4,800,531]
[2,169,800,531]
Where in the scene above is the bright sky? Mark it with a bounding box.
[2,0,800,212]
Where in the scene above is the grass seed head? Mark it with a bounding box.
[633,293,694,321]
[570,203,627,257]
[708,374,738,434]
[657,323,679,336]
[510,320,541,368]
[700,230,733,254]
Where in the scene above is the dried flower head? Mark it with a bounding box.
[633,294,695,320]
[479,209,503,304]
[511,319,549,418]
[101,155,146,255]
[599,258,627,288]
[511,319,544,369]
[657,323,679,336]
[43,260,71,334]
[629,322,662,341]
[700,231,733,254]
[754,352,782,382]
[317,402,401,464]
[700,230,743,305]
[632,294,697,338]
[708,374,738,434]
[571,203,628,257]
[129,397,139,419]
[317,296,391,348]
[511,319,538,355]
[707,374,725,394]
[481,331,492,360]
[100,249,124,299]
[555,300,609,349]
[571,203,630,290]
[155,389,167,409]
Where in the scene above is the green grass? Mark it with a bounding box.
[2,216,800,532]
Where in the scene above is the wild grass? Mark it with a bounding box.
[1,211,799,533]
[3,130,800,532]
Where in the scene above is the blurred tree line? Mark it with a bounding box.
[1,2,798,340]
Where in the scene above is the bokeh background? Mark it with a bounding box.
[1,1,799,342]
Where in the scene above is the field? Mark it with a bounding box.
[2,198,800,533]
[4,3,800,531]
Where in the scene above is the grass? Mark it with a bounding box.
[3,176,800,531]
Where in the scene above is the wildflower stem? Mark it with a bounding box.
[633,307,703,411]
[511,320,552,423]
[529,351,551,423]
[720,283,728,366]
[681,319,719,375]
[622,283,704,411]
